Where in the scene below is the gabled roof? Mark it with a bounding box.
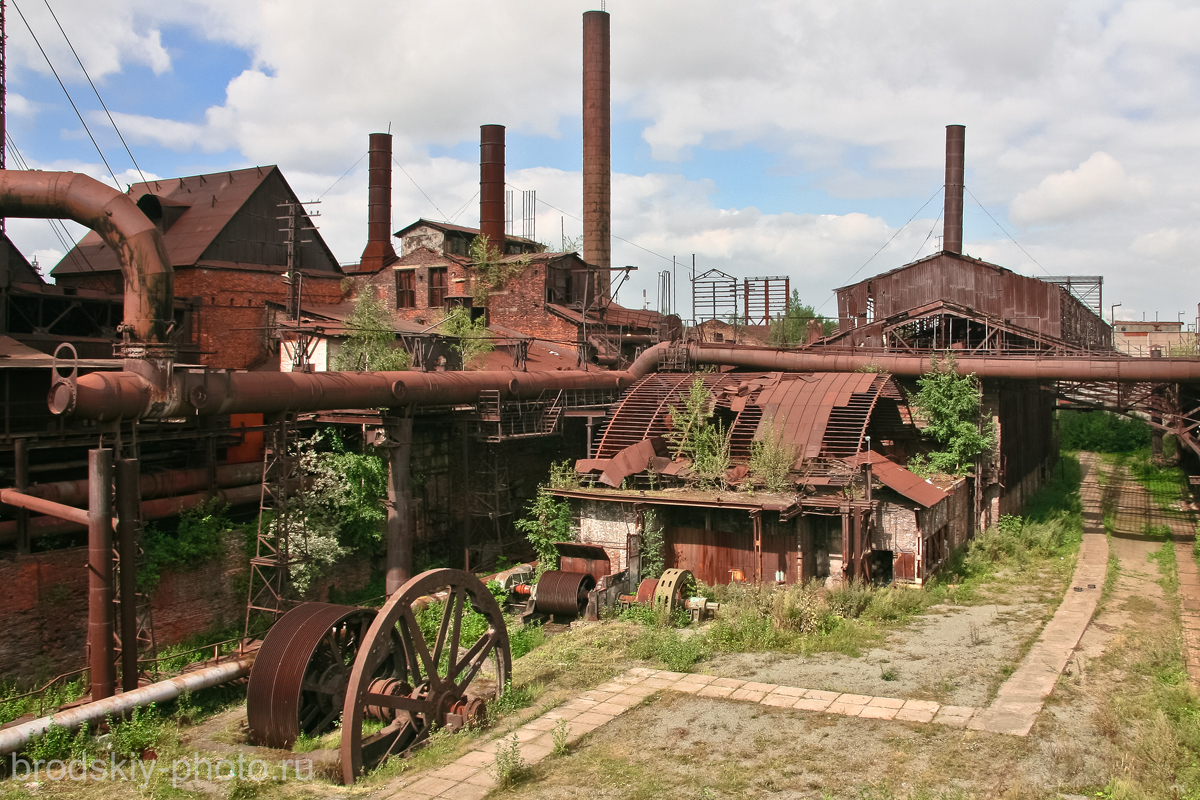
[395,218,538,247]
[52,166,340,276]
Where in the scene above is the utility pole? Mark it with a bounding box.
[277,200,320,371]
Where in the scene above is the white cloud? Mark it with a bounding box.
[1010,152,1150,226]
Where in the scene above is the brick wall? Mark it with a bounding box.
[57,266,348,369]
[578,500,636,570]
[0,533,372,687]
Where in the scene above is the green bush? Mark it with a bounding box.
[515,492,574,579]
[509,623,545,660]
[1059,410,1150,453]
[627,627,708,672]
[139,500,232,592]
[107,703,163,759]
[26,723,90,763]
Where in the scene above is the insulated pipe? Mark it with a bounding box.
[0,488,90,526]
[687,345,1200,382]
[381,415,413,594]
[0,655,254,755]
[359,133,398,271]
[56,342,670,421]
[12,461,263,509]
[583,10,611,299]
[0,170,173,344]
[88,448,115,702]
[479,125,506,251]
[943,125,965,254]
[116,458,141,693]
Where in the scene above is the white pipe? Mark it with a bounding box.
[0,656,254,755]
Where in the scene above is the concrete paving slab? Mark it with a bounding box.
[858,705,899,720]
[729,689,766,702]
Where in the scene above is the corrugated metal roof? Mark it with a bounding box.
[844,451,948,507]
[394,218,538,245]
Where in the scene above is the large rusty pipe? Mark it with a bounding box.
[88,448,115,702]
[116,458,140,693]
[0,170,173,343]
[943,125,965,254]
[0,488,90,526]
[383,415,413,594]
[583,10,611,298]
[0,655,254,755]
[0,482,263,545]
[480,125,506,251]
[12,461,263,508]
[688,345,1200,381]
[360,133,398,271]
[57,342,669,421]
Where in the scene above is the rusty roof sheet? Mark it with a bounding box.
[844,451,948,507]
[394,218,538,245]
[577,436,669,486]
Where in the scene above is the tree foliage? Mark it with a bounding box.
[440,306,495,369]
[641,509,665,581]
[469,233,529,306]
[769,290,836,346]
[749,418,797,492]
[908,354,994,476]
[668,377,733,489]
[332,292,409,372]
[1058,410,1150,453]
[515,490,574,580]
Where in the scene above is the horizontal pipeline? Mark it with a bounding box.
[13,462,263,508]
[0,483,262,545]
[57,343,669,421]
[0,489,90,527]
[0,655,253,755]
[54,342,1200,422]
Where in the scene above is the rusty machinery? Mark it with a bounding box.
[246,569,510,785]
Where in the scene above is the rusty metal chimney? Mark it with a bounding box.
[583,10,611,298]
[943,124,965,254]
[479,124,506,252]
[360,132,398,271]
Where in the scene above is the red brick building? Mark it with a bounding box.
[51,166,349,369]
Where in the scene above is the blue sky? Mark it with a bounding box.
[6,0,1200,324]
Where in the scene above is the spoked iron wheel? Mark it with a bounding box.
[340,568,511,784]
[247,603,402,748]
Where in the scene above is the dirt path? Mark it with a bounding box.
[969,453,1108,736]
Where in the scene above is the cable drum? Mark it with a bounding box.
[533,571,596,617]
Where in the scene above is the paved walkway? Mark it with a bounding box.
[387,667,982,799]
[1175,542,1200,684]
[969,454,1109,736]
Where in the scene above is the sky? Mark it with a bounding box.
[4,0,1200,326]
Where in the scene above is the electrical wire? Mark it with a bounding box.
[965,186,1051,276]
[912,207,944,262]
[42,0,145,186]
[11,0,122,189]
[816,186,943,313]
[392,155,449,221]
[317,152,366,200]
[448,190,478,224]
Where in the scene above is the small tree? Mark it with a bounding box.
[749,418,797,492]
[769,290,835,346]
[640,509,665,580]
[667,377,733,489]
[908,354,994,476]
[440,306,494,369]
[469,233,529,306]
[515,491,574,580]
[332,292,409,371]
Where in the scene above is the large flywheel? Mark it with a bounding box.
[339,569,511,784]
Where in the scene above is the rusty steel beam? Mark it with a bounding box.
[0,170,173,345]
[944,124,965,254]
[480,124,505,251]
[88,448,115,702]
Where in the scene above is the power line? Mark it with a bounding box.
[448,190,478,224]
[42,0,145,185]
[965,186,1051,277]
[912,207,944,262]
[816,186,943,313]
[391,155,449,221]
[10,0,121,189]
[317,152,366,199]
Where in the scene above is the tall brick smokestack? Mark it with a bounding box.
[479,124,506,253]
[943,124,965,254]
[360,132,399,270]
[583,10,611,299]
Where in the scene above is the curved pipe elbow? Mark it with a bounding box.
[0,170,173,343]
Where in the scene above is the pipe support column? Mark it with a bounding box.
[382,415,414,596]
[88,449,115,701]
[115,458,141,692]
